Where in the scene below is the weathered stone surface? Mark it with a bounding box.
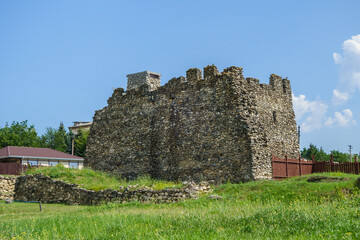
[86,65,299,182]
[14,174,212,205]
[207,194,222,200]
[0,175,17,200]
[127,71,161,92]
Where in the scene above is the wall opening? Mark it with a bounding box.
[273,111,277,123]
[150,74,160,79]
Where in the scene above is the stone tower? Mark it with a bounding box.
[126,71,161,92]
[86,65,300,183]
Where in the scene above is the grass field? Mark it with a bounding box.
[1,172,360,239]
[25,165,181,191]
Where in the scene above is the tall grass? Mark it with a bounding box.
[1,172,359,239]
[25,165,181,191]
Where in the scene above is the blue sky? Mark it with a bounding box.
[1,0,359,153]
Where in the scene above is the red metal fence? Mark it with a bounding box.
[272,155,360,179]
[0,163,28,175]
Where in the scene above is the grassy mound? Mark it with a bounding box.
[214,172,359,204]
[25,165,181,191]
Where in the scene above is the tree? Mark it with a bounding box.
[301,144,330,161]
[301,144,352,163]
[301,144,319,160]
[40,127,57,149]
[66,129,74,154]
[54,122,68,152]
[330,150,348,163]
[315,147,329,161]
[74,129,89,157]
[0,120,40,148]
[40,122,70,153]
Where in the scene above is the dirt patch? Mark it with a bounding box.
[307,176,348,183]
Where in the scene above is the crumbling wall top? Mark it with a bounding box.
[186,68,202,85]
[127,71,161,92]
[221,66,244,80]
[117,65,292,103]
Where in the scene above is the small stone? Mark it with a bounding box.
[207,195,222,200]
[5,198,13,204]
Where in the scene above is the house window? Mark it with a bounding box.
[49,161,58,166]
[28,160,38,166]
[69,162,79,169]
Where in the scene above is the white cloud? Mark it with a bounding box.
[292,94,328,132]
[343,34,360,55]
[292,35,360,133]
[333,52,342,64]
[332,34,360,105]
[332,89,349,106]
[325,109,356,127]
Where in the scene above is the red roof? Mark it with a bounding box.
[0,146,84,161]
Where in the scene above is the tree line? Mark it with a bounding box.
[301,144,357,163]
[0,121,88,157]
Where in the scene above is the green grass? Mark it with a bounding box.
[2,172,360,239]
[25,165,181,191]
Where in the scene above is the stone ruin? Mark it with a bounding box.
[14,174,212,205]
[86,65,299,183]
[0,175,16,200]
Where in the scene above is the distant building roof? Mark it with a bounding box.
[72,121,92,126]
[69,121,92,131]
[0,146,84,161]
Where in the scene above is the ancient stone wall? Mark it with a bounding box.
[14,174,210,205]
[0,176,17,200]
[86,65,299,182]
[239,74,299,180]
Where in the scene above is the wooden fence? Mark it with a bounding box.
[272,154,360,179]
[0,163,28,175]
[313,155,360,175]
[272,155,313,179]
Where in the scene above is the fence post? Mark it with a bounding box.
[311,155,316,173]
[298,154,302,176]
[285,155,288,178]
[271,155,274,179]
[330,154,334,172]
[355,156,359,175]
[352,162,355,174]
